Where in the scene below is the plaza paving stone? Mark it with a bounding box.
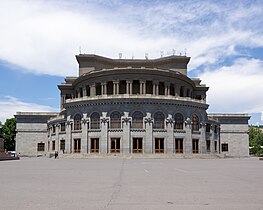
[0,157,262,210]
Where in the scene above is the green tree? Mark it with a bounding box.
[2,118,16,151]
[249,126,263,156]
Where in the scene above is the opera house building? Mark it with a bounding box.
[15,54,250,157]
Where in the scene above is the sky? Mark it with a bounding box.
[0,0,263,125]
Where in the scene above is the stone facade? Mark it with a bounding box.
[209,114,250,157]
[15,54,250,157]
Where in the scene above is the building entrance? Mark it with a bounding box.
[155,138,164,153]
[111,138,120,153]
[133,138,143,153]
[175,138,183,153]
[90,138,99,153]
[74,139,81,153]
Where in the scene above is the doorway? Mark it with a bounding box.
[133,138,143,153]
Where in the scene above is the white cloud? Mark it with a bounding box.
[0,0,263,76]
[200,58,263,114]
[0,96,57,123]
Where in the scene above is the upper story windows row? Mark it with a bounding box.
[61,80,205,102]
[48,111,202,133]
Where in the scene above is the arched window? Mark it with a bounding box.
[110,111,122,128]
[74,114,82,130]
[132,111,143,128]
[174,113,184,130]
[192,114,199,131]
[90,112,100,129]
[153,112,165,129]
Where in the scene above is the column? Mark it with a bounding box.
[126,81,129,94]
[113,82,116,95]
[100,112,109,154]
[175,84,180,97]
[55,124,60,152]
[83,86,87,97]
[121,112,131,154]
[140,80,146,94]
[101,82,107,95]
[166,114,174,154]
[113,81,119,95]
[156,83,159,95]
[184,117,192,154]
[116,81,119,94]
[81,114,88,154]
[66,115,72,154]
[126,80,132,94]
[90,83,96,97]
[153,81,159,95]
[144,112,153,154]
[130,81,132,94]
[165,82,170,96]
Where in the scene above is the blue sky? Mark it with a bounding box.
[0,0,263,125]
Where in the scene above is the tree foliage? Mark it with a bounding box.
[249,126,263,156]
[2,118,16,151]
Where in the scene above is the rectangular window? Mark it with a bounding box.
[215,141,217,152]
[96,83,101,95]
[214,125,218,134]
[60,140,65,151]
[79,87,83,97]
[206,124,211,132]
[37,143,45,152]
[60,123,65,132]
[52,125,56,133]
[222,143,228,152]
[90,138,99,153]
[170,84,175,96]
[206,140,211,152]
[111,138,120,153]
[175,138,183,153]
[133,138,143,153]
[155,138,164,153]
[86,85,90,96]
[74,139,81,153]
[52,141,55,151]
[192,139,199,154]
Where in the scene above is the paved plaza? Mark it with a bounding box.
[0,157,262,210]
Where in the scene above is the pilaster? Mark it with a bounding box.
[100,112,109,154]
[81,114,88,154]
[66,115,72,153]
[144,112,153,154]
[210,125,215,154]
[200,122,206,154]
[121,112,132,154]
[55,123,60,152]
[166,114,174,154]
[184,117,192,154]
